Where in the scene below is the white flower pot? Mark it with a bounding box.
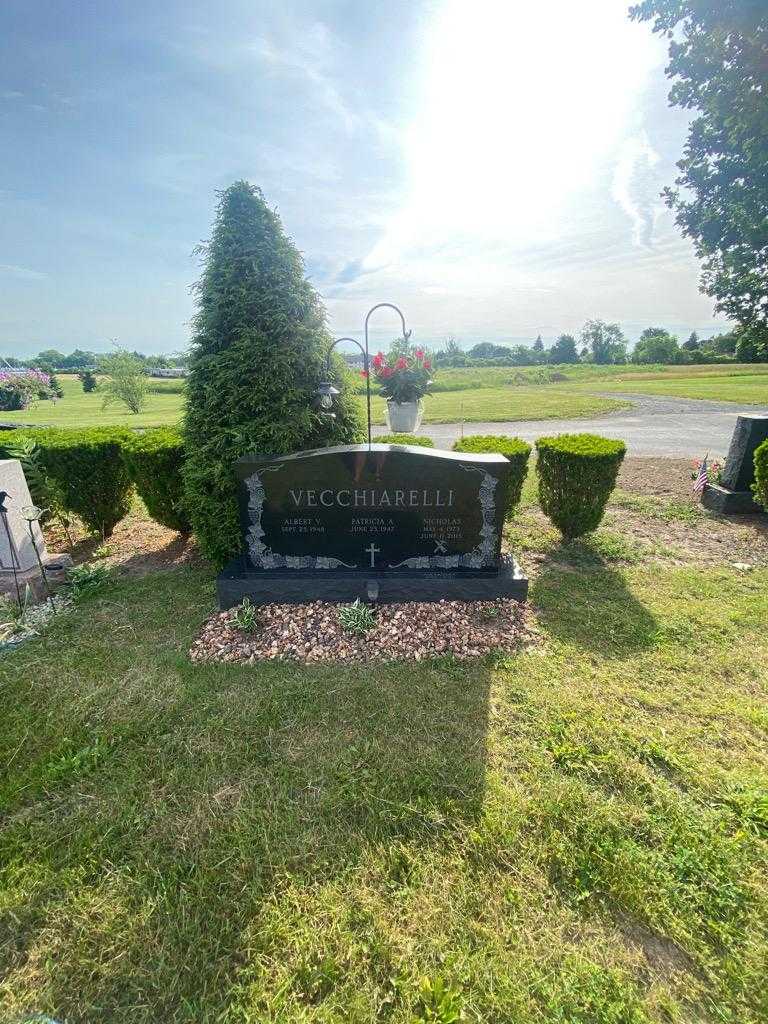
[386,400,423,433]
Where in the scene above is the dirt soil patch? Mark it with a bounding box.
[44,504,200,577]
[191,598,534,664]
[617,457,698,499]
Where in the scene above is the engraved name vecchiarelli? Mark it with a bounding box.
[288,488,456,509]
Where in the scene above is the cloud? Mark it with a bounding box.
[0,264,47,281]
[252,22,359,133]
[0,90,23,100]
[612,132,662,247]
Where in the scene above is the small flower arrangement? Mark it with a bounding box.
[690,457,725,485]
[0,369,53,411]
[370,347,434,405]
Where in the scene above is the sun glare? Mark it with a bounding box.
[366,0,663,270]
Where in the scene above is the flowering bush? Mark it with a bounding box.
[0,369,53,411]
[370,347,434,404]
[690,457,724,485]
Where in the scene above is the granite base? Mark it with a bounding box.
[0,554,73,603]
[217,555,528,608]
[701,483,763,515]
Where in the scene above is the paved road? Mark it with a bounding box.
[374,394,768,458]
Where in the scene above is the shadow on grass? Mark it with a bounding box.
[531,537,659,657]
[1,570,492,1020]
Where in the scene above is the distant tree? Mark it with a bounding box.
[580,320,627,365]
[60,348,97,369]
[1,355,27,368]
[735,324,768,363]
[632,329,681,364]
[682,331,700,351]
[507,344,537,366]
[98,348,149,414]
[548,334,579,364]
[444,335,461,358]
[631,0,768,328]
[33,348,66,372]
[533,334,544,353]
[48,374,64,398]
[706,331,738,356]
[78,369,98,392]
[469,341,511,360]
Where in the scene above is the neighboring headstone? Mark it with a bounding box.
[0,459,47,574]
[702,414,768,514]
[217,443,528,606]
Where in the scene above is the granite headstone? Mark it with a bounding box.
[217,443,528,606]
[701,414,768,514]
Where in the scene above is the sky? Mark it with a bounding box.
[0,0,731,359]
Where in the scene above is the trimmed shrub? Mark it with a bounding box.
[376,433,434,447]
[23,427,133,537]
[183,181,364,567]
[121,428,190,533]
[535,433,626,538]
[453,435,532,518]
[754,438,768,510]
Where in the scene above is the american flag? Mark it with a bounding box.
[693,455,709,496]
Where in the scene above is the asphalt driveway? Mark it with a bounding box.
[376,394,768,458]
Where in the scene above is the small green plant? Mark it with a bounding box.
[338,598,376,635]
[231,597,260,633]
[67,563,111,601]
[93,543,116,559]
[415,975,464,1023]
[536,433,626,539]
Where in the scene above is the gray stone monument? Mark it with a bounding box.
[701,414,768,514]
[0,458,66,599]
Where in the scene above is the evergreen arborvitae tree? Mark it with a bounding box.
[183,181,364,566]
[533,334,544,353]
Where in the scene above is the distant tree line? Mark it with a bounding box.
[0,347,190,373]
[433,321,768,368]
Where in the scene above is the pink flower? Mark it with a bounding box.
[415,348,424,360]
[395,357,407,370]
[360,369,369,378]
[422,359,431,369]
[372,353,385,369]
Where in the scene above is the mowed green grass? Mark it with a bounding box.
[1,552,767,1021]
[572,372,768,404]
[3,363,765,433]
[371,388,628,424]
[0,375,186,429]
[2,375,626,429]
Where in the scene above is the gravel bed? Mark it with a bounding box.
[190,598,532,664]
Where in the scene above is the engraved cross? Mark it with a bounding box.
[365,542,381,567]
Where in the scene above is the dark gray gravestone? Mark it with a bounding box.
[216,443,527,607]
[702,414,768,514]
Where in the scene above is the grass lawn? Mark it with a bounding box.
[2,376,627,430]
[2,364,765,433]
[0,375,186,429]
[1,483,767,1022]
[572,372,768,405]
[372,387,628,424]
